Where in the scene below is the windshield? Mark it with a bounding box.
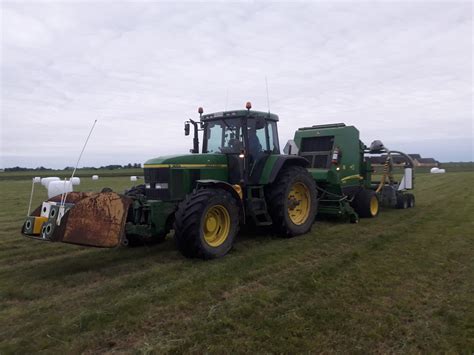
[203,118,243,154]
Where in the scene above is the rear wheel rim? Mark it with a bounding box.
[203,205,231,247]
[287,182,311,225]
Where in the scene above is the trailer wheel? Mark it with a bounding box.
[353,189,379,218]
[407,193,415,208]
[396,194,409,209]
[173,188,239,259]
[266,165,318,237]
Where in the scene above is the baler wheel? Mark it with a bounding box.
[266,165,318,237]
[173,188,239,259]
[407,193,415,208]
[353,189,379,218]
[396,194,409,209]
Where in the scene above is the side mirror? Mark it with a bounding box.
[184,122,190,136]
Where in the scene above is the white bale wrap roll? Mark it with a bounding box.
[33,177,41,183]
[92,175,99,180]
[71,177,81,185]
[48,180,73,198]
[130,176,138,182]
[41,177,60,188]
[430,167,440,173]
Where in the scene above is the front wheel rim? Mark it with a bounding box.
[203,205,231,247]
[287,182,311,225]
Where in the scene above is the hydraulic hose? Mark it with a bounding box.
[376,153,393,193]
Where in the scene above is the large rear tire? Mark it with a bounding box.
[174,188,239,259]
[353,189,379,218]
[266,165,318,237]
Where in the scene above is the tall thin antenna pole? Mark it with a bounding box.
[265,76,271,113]
[60,120,98,208]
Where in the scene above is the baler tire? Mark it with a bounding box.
[265,165,318,237]
[173,188,239,259]
[407,193,415,208]
[353,189,379,218]
[396,194,409,209]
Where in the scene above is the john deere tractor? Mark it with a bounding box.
[21,102,415,259]
[132,103,318,258]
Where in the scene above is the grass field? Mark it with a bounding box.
[0,172,473,353]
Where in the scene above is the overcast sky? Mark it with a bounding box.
[1,1,472,169]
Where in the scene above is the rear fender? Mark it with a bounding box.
[260,155,310,185]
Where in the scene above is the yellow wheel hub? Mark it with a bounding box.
[203,205,231,247]
[370,195,379,216]
[287,182,311,225]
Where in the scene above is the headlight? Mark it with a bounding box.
[155,183,169,189]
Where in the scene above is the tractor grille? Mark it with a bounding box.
[144,168,170,200]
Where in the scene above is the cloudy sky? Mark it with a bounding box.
[1,1,472,169]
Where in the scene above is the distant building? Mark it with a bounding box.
[408,154,439,167]
[416,158,439,167]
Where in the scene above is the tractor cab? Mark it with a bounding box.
[185,103,280,184]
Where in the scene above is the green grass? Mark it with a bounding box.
[0,172,473,353]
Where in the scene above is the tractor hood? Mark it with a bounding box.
[143,154,229,201]
[144,153,227,168]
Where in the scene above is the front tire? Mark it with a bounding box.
[173,188,239,259]
[266,165,318,237]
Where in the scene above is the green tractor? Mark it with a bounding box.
[21,103,415,259]
[129,102,318,258]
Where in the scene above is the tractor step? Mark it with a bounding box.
[246,186,272,226]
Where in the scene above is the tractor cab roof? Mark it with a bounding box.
[201,110,279,122]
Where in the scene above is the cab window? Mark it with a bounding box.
[205,122,223,153]
[203,118,242,153]
[267,121,280,154]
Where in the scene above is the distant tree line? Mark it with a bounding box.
[4,163,142,171]
[95,163,142,170]
[5,166,52,172]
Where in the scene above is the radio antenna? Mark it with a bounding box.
[265,76,271,113]
[60,120,98,209]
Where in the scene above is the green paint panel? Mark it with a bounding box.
[308,168,338,184]
[258,155,281,185]
[145,153,228,166]
[149,201,177,236]
[293,124,365,188]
